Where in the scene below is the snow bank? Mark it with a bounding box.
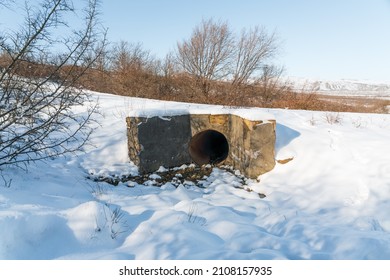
[93,92,275,121]
[1,91,389,259]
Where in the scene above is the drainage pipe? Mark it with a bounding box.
[188,129,229,166]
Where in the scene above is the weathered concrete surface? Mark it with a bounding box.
[190,114,276,177]
[126,114,276,178]
[126,115,192,174]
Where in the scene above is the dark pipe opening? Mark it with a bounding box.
[188,129,229,165]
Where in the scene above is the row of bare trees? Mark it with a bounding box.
[0,1,288,174]
[78,18,287,105]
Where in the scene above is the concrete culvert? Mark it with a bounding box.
[189,129,229,166]
[127,114,276,178]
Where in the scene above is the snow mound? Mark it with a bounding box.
[1,91,390,260]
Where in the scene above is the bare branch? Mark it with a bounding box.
[231,26,278,88]
[175,19,281,100]
[0,0,105,170]
[176,18,234,97]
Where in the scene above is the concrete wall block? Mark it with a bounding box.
[245,121,276,178]
[126,117,142,166]
[126,113,276,178]
[127,115,192,173]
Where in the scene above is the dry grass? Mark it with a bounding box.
[315,94,390,114]
[80,71,390,114]
[2,52,388,114]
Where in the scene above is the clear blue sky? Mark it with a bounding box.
[2,0,390,82]
[99,0,390,82]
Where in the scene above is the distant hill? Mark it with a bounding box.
[287,77,390,98]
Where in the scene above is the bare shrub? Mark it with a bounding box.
[0,0,106,169]
[269,91,322,110]
[309,115,317,126]
[108,41,158,97]
[324,112,342,125]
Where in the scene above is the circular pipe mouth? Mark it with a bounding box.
[188,129,229,166]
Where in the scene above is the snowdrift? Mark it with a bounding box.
[1,91,390,259]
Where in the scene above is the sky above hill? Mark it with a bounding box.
[2,0,390,82]
[99,0,390,82]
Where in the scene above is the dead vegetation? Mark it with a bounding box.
[2,51,388,114]
[71,18,390,114]
[1,13,388,116]
[0,0,105,170]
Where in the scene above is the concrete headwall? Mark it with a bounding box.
[126,114,276,178]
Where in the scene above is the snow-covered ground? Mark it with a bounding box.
[1,91,390,260]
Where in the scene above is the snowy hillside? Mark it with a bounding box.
[289,77,390,98]
[1,91,390,260]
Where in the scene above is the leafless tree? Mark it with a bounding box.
[231,26,278,89]
[111,41,152,73]
[176,18,234,97]
[256,64,287,103]
[0,0,13,8]
[157,52,176,78]
[175,18,282,101]
[154,52,177,97]
[109,41,156,96]
[0,0,106,170]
